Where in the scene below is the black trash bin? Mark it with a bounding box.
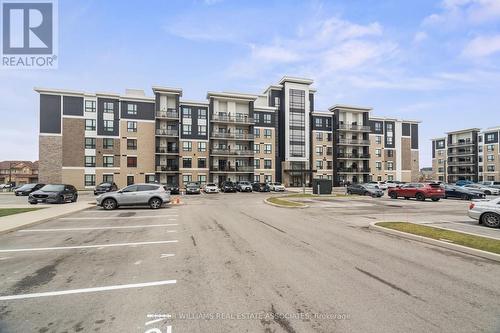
[312,179,332,195]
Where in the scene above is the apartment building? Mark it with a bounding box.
[432,127,500,183]
[36,76,420,189]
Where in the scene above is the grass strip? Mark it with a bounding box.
[376,222,500,255]
[0,208,45,218]
[267,197,306,207]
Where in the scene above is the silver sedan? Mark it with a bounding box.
[468,197,500,228]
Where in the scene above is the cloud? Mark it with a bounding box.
[413,31,428,43]
[462,34,500,57]
[423,0,500,27]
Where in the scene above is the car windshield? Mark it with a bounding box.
[98,183,111,187]
[18,184,36,190]
[365,184,378,189]
[40,184,65,191]
[206,183,216,187]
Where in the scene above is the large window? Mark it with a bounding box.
[183,124,192,135]
[183,175,192,183]
[254,128,260,138]
[316,146,323,155]
[316,132,323,141]
[316,160,323,169]
[375,122,382,132]
[103,174,113,183]
[103,120,114,132]
[199,109,207,119]
[254,159,260,169]
[315,118,322,127]
[182,108,191,118]
[290,89,305,109]
[85,119,96,131]
[254,143,260,153]
[85,138,96,149]
[183,141,192,151]
[198,175,207,184]
[127,121,137,132]
[387,150,394,157]
[264,159,272,169]
[290,144,305,157]
[127,156,137,168]
[198,158,207,169]
[264,129,272,138]
[104,102,114,113]
[375,136,382,144]
[183,158,192,168]
[289,89,306,158]
[85,100,96,113]
[127,139,137,150]
[85,156,96,167]
[127,104,137,115]
[387,161,394,170]
[103,138,114,149]
[264,144,272,154]
[84,174,95,186]
[198,142,206,152]
[198,125,207,136]
[103,156,114,167]
[263,114,271,124]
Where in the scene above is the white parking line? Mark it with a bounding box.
[0,280,177,301]
[18,224,179,232]
[60,215,178,220]
[84,209,178,213]
[160,254,175,258]
[0,240,178,253]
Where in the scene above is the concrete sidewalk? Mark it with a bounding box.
[0,201,95,234]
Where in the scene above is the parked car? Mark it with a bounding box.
[204,183,220,193]
[164,184,180,195]
[385,181,404,189]
[479,181,500,189]
[456,180,474,187]
[96,183,170,210]
[268,182,285,192]
[252,182,270,192]
[463,184,500,196]
[443,184,485,200]
[347,184,384,197]
[29,184,78,204]
[237,181,253,192]
[388,183,445,201]
[185,182,201,194]
[14,183,45,196]
[220,181,238,193]
[367,181,388,190]
[468,197,500,228]
[94,182,118,195]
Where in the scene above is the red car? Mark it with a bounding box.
[388,183,445,201]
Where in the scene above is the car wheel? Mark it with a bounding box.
[71,194,78,202]
[29,201,37,205]
[149,197,162,209]
[389,192,397,199]
[102,198,117,210]
[416,193,425,201]
[484,190,491,196]
[347,190,352,195]
[481,212,500,228]
[431,198,440,202]
[58,195,65,204]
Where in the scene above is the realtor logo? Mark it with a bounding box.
[1,0,58,68]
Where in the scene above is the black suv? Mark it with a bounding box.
[94,182,118,195]
[252,182,270,192]
[220,181,237,193]
[164,184,180,195]
[29,184,78,204]
[14,183,45,196]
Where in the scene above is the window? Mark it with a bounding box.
[387,123,393,131]
[479,146,483,153]
[103,156,114,167]
[127,156,137,168]
[264,129,272,138]
[254,144,260,153]
[198,158,206,168]
[438,159,443,164]
[104,120,114,132]
[84,174,95,186]
[436,141,445,149]
[104,102,114,113]
[487,145,494,152]
[103,138,114,149]
[183,175,192,183]
[254,159,260,169]
[387,161,394,170]
[316,132,323,141]
[326,147,333,155]
[486,134,495,142]
[198,125,207,136]
[84,156,96,167]
[198,175,207,184]
[199,109,207,119]
[182,108,191,118]
[387,175,394,181]
[127,175,134,186]
[127,121,137,132]
[315,118,322,127]
[254,113,260,123]
[375,122,382,132]
[327,133,333,141]
[387,136,393,145]
[198,142,206,152]
[103,174,113,183]
[316,146,323,155]
[85,119,96,131]
[264,144,272,154]
[375,149,381,157]
[487,165,495,172]
[487,155,494,162]
[376,162,382,170]
[254,128,260,138]
[438,167,444,173]
[264,175,272,183]
[375,136,382,144]
[327,161,333,169]
[127,104,137,115]
[183,124,192,135]
[85,138,96,149]
[127,139,137,150]
[183,158,192,168]
[316,160,323,169]
[254,175,260,182]
[145,175,156,183]
[183,141,192,151]
[274,97,280,107]
[387,150,394,157]
[85,100,96,113]
[263,114,271,124]
[264,159,272,169]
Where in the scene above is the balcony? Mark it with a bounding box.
[447,160,476,166]
[211,114,254,124]
[210,149,254,156]
[447,149,475,156]
[338,124,371,132]
[337,167,371,173]
[210,166,254,173]
[210,132,254,140]
[155,146,179,154]
[156,109,179,119]
[337,138,370,145]
[156,129,179,137]
[337,153,371,159]
[156,165,179,172]
[448,140,474,147]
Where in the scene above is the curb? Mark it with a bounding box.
[263,198,309,209]
[0,202,95,235]
[369,222,500,263]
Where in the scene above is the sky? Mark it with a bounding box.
[1,0,500,167]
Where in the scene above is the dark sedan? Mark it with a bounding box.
[443,184,485,200]
[347,184,384,197]
[14,183,45,196]
[164,184,180,195]
[29,184,78,204]
[252,182,270,192]
[94,182,118,195]
[220,181,238,193]
[185,182,201,194]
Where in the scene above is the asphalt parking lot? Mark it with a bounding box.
[0,191,499,332]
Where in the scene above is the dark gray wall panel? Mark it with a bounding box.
[180,105,208,140]
[411,124,419,149]
[269,89,281,107]
[97,98,120,136]
[63,96,83,116]
[432,141,436,158]
[40,94,61,133]
[402,123,411,136]
[369,120,384,134]
[309,93,314,112]
[384,121,395,148]
[254,111,276,127]
[311,115,332,131]
[120,101,155,120]
[484,131,499,144]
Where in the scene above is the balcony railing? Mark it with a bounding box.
[337,167,371,173]
[448,140,474,147]
[210,149,254,156]
[156,109,179,119]
[337,153,371,159]
[210,166,254,172]
[210,132,254,140]
[447,150,475,156]
[338,139,370,145]
[447,160,476,166]
[211,114,254,124]
[156,165,179,172]
[155,147,179,154]
[338,124,371,131]
[156,129,179,136]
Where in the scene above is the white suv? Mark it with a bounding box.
[269,182,285,192]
